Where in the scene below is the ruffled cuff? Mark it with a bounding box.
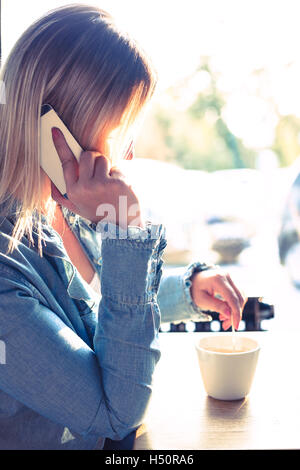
[97,220,167,303]
[90,219,163,242]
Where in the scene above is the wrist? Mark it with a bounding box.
[183,262,216,321]
[88,216,145,231]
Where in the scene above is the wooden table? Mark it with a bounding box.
[134,331,300,450]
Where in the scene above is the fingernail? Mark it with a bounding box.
[51,127,60,139]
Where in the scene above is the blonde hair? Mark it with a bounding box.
[0,3,157,256]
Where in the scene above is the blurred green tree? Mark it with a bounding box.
[145,58,256,171]
[136,57,300,172]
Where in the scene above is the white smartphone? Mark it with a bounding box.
[40,104,82,198]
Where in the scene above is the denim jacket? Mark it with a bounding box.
[0,201,210,450]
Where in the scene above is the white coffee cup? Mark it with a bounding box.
[195,334,260,401]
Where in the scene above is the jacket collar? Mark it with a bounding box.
[0,197,97,303]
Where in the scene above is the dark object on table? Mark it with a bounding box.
[163,297,274,332]
[236,297,274,331]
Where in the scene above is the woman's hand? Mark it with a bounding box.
[50,127,144,228]
[190,267,247,330]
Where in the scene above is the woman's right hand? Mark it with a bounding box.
[50,127,144,229]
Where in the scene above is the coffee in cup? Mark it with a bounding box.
[195,334,260,401]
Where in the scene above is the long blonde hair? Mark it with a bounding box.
[0,3,156,256]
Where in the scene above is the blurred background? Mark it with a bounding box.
[3,0,300,332]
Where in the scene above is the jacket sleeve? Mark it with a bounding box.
[157,262,213,325]
[0,221,167,441]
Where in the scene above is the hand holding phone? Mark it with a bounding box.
[41,104,143,227]
[49,124,144,228]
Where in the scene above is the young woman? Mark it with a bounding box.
[0,4,245,449]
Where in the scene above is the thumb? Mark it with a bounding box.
[51,181,79,214]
